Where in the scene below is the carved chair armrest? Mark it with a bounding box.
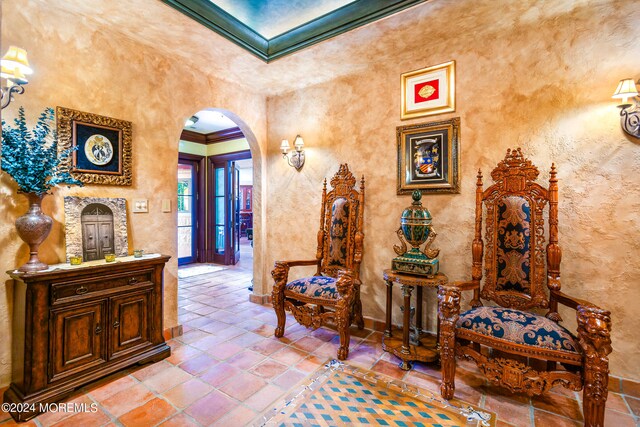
[335,269,356,300]
[280,259,322,267]
[550,289,613,357]
[550,289,600,311]
[271,259,321,284]
[448,280,480,292]
[437,285,463,324]
[576,304,613,358]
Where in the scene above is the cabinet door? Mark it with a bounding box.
[109,290,152,359]
[50,301,107,382]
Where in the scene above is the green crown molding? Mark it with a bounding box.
[161,0,427,62]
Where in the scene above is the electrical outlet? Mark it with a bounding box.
[132,199,149,213]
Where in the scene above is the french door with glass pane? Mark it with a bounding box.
[177,160,198,265]
[209,152,248,265]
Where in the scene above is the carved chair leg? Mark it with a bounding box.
[576,306,612,427]
[438,286,460,400]
[583,378,607,427]
[272,288,286,338]
[271,263,291,338]
[582,362,609,427]
[354,297,364,330]
[335,270,356,360]
[336,304,351,360]
[337,327,350,360]
[440,334,456,400]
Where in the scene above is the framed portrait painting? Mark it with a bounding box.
[57,106,132,185]
[397,117,460,194]
[401,60,455,120]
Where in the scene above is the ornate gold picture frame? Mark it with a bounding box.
[397,117,460,194]
[57,106,132,185]
[401,61,455,120]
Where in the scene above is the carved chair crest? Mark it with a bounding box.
[479,148,554,310]
[317,164,365,280]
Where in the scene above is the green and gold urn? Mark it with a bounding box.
[392,190,440,277]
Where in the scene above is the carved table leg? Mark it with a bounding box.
[400,284,413,370]
[436,312,441,352]
[385,280,393,338]
[415,285,423,343]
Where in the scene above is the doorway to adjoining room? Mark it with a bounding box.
[176,109,254,292]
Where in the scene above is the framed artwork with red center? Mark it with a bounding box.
[401,61,455,120]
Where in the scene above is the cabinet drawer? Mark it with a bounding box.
[51,269,153,305]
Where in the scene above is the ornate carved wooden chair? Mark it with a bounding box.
[271,164,365,360]
[438,149,612,426]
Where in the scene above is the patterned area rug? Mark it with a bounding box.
[177,264,226,279]
[254,360,495,427]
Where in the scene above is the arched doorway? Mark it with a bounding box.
[81,203,115,261]
[175,108,265,301]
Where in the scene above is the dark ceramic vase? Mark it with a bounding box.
[15,193,52,272]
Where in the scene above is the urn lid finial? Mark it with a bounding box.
[412,190,422,205]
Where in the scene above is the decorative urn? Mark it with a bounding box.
[392,190,440,277]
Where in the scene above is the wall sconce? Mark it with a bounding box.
[280,135,305,171]
[612,78,639,138]
[1,46,33,110]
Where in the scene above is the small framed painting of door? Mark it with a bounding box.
[64,197,128,262]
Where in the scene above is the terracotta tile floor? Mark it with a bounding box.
[1,257,639,426]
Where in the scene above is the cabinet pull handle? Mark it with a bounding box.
[113,320,120,328]
[128,277,138,285]
[76,286,88,295]
[95,324,102,334]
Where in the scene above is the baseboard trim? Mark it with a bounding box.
[249,293,272,304]
[163,324,184,341]
[609,374,640,397]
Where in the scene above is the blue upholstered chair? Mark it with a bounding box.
[438,149,612,427]
[271,164,365,360]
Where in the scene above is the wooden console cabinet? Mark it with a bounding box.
[3,255,171,422]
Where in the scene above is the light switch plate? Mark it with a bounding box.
[161,199,172,213]
[132,199,149,213]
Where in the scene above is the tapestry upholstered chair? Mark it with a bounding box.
[271,164,365,360]
[438,149,612,427]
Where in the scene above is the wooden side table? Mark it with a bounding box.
[382,269,448,370]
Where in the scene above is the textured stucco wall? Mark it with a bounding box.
[0,1,267,386]
[1,0,639,388]
[265,0,640,381]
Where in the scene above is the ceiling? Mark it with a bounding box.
[26,0,490,96]
[185,110,239,134]
[209,0,356,39]
[235,159,252,170]
[161,0,426,61]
